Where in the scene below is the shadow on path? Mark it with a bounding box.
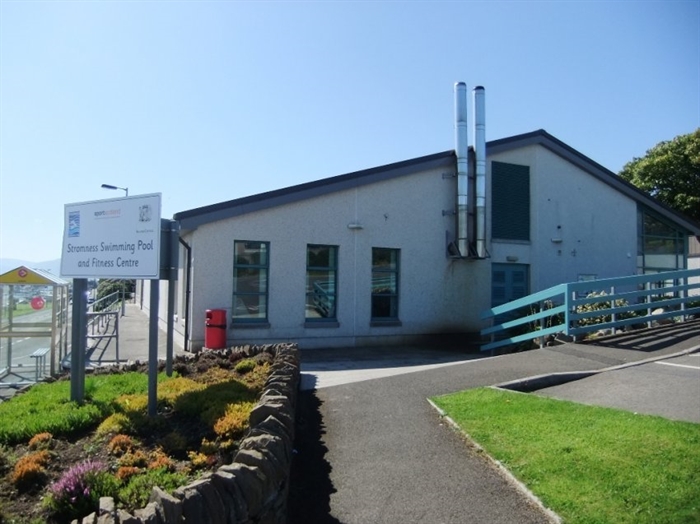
[288,387,340,524]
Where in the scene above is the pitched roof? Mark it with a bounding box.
[175,150,455,231]
[174,129,700,235]
[491,129,700,235]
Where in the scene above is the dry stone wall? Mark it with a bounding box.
[74,343,300,524]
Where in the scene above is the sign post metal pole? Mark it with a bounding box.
[70,278,87,403]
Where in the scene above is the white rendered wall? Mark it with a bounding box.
[186,165,490,349]
[487,145,638,294]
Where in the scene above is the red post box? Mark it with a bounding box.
[204,309,227,349]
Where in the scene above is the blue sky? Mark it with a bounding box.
[1,1,698,264]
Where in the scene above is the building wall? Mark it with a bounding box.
[137,141,659,351]
[487,145,638,295]
[182,164,491,350]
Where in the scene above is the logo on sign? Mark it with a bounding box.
[69,211,81,237]
[18,268,28,278]
[139,204,152,222]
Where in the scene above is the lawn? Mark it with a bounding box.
[431,387,700,524]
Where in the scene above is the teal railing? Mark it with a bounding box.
[481,268,700,351]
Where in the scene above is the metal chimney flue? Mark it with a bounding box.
[455,82,469,257]
[473,86,486,258]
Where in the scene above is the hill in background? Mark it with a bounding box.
[0,258,62,276]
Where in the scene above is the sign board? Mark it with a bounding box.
[60,194,162,279]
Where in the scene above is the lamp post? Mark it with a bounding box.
[100,183,129,317]
[100,184,128,196]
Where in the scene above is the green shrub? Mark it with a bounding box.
[117,468,188,510]
[234,359,256,374]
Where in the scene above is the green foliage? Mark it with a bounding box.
[0,373,151,445]
[117,468,188,510]
[619,129,700,222]
[433,388,700,524]
[234,358,256,374]
[96,279,135,302]
[175,379,258,427]
[575,291,636,328]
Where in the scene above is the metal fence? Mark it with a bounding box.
[481,268,700,352]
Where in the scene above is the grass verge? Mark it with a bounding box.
[431,387,700,524]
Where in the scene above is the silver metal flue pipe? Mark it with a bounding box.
[473,86,486,258]
[455,82,469,256]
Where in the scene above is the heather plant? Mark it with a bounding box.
[11,450,52,491]
[148,448,176,471]
[118,450,149,468]
[27,432,53,451]
[44,460,117,521]
[107,434,136,456]
[96,412,133,436]
[213,401,255,441]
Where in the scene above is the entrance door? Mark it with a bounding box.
[492,264,529,308]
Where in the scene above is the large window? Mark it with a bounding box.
[492,161,530,241]
[232,241,269,322]
[372,248,399,320]
[637,209,686,274]
[306,245,338,321]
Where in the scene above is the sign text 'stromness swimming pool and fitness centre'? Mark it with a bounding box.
[61,194,162,279]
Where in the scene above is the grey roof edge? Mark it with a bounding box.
[174,150,456,230]
[174,129,700,236]
[488,129,700,235]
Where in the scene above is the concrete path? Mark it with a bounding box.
[289,321,700,523]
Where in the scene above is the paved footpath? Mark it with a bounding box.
[289,321,700,524]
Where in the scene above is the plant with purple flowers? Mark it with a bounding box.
[44,459,118,521]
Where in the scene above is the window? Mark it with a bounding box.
[306,245,338,321]
[372,248,399,320]
[232,241,269,322]
[637,208,686,274]
[492,161,530,241]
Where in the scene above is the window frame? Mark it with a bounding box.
[305,244,339,323]
[232,240,270,324]
[371,247,400,323]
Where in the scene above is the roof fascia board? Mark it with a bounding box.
[488,131,700,235]
[175,151,455,230]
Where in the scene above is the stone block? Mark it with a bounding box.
[249,404,294,435]
[98,497,116,518]
[211,469,247,522]
[218,463,267,517]
[149,486,182,523]
[234,448,284,490]
[134,502,161,523]
[117,509,142,524]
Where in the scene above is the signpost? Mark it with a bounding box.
[61,194,162,280]
[61,194,162,404]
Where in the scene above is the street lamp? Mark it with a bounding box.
[101,184,128,196]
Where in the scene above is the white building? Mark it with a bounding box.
[138,85,700,351]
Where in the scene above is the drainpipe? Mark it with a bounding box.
[455,82,469,257]
[474,86,487,258]
[179,236,192,352]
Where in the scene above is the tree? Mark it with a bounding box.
[95,279,135,310]
[619,129,700,222]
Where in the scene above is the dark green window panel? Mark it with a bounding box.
[492,161,530,241]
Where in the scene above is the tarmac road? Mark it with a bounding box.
[290,321,700,523]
